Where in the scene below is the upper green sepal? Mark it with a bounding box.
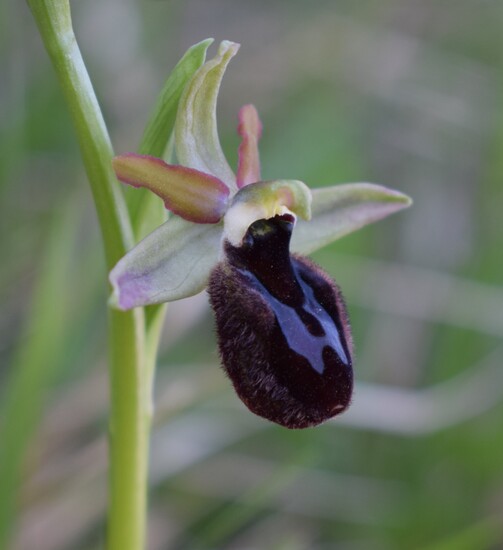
[124,38,214,243]
[138,38,214,159]
[175,40,239,191]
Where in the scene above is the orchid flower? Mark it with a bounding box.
[110,40,411,428]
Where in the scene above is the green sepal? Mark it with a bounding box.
[291,182,412,254]
[109,217,222,309]
[175,41,240,191]
[128,38,213,240]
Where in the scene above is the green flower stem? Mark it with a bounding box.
[108,308,148,549]
[26,2,149,549]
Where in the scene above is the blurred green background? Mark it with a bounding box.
[2,1,503,549]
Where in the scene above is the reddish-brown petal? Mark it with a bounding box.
[113,153,230,223]
[236,104,263,188]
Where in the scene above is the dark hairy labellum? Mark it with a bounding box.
[208,214,353,429]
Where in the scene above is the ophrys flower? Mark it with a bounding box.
[110,40,411,428]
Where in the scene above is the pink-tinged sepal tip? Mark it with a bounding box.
[236,104,263,188]
[112,153,230,224]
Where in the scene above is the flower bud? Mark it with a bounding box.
[208,214,353,429]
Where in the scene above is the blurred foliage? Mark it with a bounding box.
[1,1,503,549]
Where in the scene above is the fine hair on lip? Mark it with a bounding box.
[208,215,353,429]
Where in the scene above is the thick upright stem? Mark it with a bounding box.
[26,2,149,548]
[108,308,148,549]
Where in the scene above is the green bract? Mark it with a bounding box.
[109,40,411,310]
